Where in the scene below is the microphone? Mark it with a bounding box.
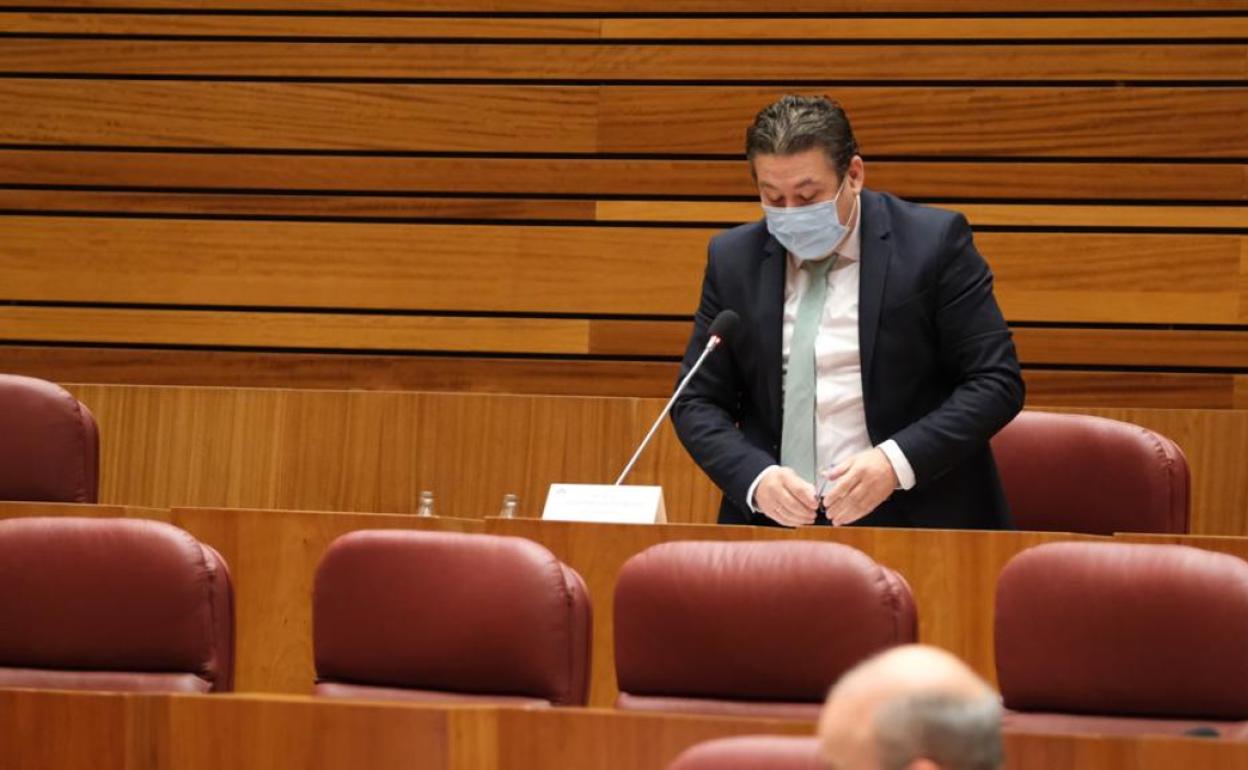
[1182,727,1221,738]
[614,310,740,485]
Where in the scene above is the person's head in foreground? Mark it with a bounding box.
[817,645,1004,770]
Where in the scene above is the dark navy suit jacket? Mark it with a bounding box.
[671,188,1025,528]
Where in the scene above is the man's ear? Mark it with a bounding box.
[848,155,866,192]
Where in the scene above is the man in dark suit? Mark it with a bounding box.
[671,95,1024,528]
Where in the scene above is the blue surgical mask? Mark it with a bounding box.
[762,176,855,262]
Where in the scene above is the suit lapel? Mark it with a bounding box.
[858,189,892,404]
[758,229,786,440]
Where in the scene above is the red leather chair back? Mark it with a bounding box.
[668,736,822,770]
[990,410,1188,534]
[996,542,1248,735]
[0,374,99,504]
[0,517,234,693]
[314,530,591,706]
[614,540,916,719]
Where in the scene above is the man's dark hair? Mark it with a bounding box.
[745,95,859,176]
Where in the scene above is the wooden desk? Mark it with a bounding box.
[0,502,1099,704]
[487,518,1100,706]
[3,689,1246,770]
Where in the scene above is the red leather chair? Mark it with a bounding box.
[614,540,917,719]
[313,530,591,706]
[996,542,1248,738]
[668,736,822,770]
[0,517,234,693]
[0,374,99,504]
[990,410,1189,534]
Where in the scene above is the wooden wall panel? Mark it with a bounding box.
[0,218,709,315]
[6,307,1246,371]
[4,346,1243,408]
[6,41,1245,81]
[3,218,1245,325]
[597,86,1248,157]
[0,80,600,152]
[61,384,1248,535]
[4,150,1243,201]
[2,7,1245,420]
[1086,408,1248,537]
[3,81,1245,157]
[64,384,724,522]
[3,191,1246,231]
[7,13,1248,39]
[19,0,1248,11]
[597,200,1248,229]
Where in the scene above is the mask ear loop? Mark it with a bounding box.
[825,175,859,257]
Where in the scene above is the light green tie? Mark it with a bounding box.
[781,255,837,484]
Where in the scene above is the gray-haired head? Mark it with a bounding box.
[818,645,1004,770]
[874,692,1004,770]
[745,95,859,176]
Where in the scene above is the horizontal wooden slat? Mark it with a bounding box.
[6,14,1248,41]
[1013,328,1248,368]
[1,217,1244,323]
[19,0,1248,11]
[3,81,1245,157]
[0,80,599,153]
[0,306,593,354]
[983,232,1245,324]
[2,306,1245,371]
[4,151,1244,201]
[0,345,687,397]
[600,17,1248,39]
[595,200,1248,229]
[2,345,1244,407]
[4,190,1246,229]
[597,86,1248,157]
[5,13,1248,39]
[1023,371,1248,410]
[0,306,683,356]
[4,41,1244,80]
[0,190,601,220]
[0,217,708,314]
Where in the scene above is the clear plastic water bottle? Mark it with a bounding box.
[498,493,518,519]
[416,490,435,517]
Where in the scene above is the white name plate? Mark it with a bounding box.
[541,483,667,525]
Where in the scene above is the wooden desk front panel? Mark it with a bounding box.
[3,689,1246,770]
[63,383,1248,535]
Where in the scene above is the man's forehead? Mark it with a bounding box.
[753,153,840,188]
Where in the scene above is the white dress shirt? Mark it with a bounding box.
[748,203,916,512]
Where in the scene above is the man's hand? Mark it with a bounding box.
[820,448,899,526]
[753,467,819,527]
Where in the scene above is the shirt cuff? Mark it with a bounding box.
[746,465,781,512]
[877,440,916,491]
